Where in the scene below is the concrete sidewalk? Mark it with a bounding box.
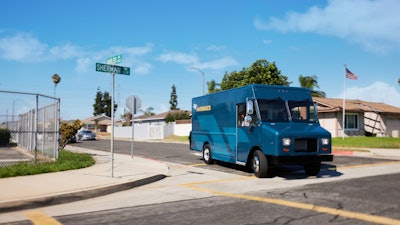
[0,146,169,212]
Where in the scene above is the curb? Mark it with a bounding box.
[332,150,354,156]
[0,174,166,213]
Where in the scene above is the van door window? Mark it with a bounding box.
[237,103,246,126]
[237,102,258,126]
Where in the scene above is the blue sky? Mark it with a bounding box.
[1,0,399,120]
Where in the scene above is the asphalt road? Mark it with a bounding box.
[68,138,398,176]
[2,139,400,225]
[51,173,400,225]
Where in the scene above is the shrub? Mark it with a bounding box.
[165,111,191,123]
[0,128,11,146]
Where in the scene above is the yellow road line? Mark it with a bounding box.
[24,211,62,225]
[186,163,207,167]
[183,184,400,225]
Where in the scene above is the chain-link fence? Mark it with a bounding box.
[0,90,60,166]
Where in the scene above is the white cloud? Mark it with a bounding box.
[262,39,272,45]
[158,52,199,65]
[195,57,239,70]
[75,57,91,73]
[49,43,82,59]
[0,31,154,74]
[254,0,400,54]
[158,51,238,71]
[341,81,400,107]
[206,45,226,51]
[110,43,154,56]
[0,33,48,62]
[132,62,152,74]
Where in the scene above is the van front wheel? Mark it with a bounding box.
[303,162,321,176]
[203,144,214,164]
[251,150,268,178]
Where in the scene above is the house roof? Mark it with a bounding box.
[81,114,111,124]
[313,97,400,114]
[134,110,190,122]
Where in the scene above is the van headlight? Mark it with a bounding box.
[282,138,291,146]
[321,138,329,145]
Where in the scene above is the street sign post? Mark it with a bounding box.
[106,54,122,65]
[96,63,130,75]
[95,59,131,177]
[126,95,141,158]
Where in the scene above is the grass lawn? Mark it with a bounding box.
[332,137,400,149]
[0,150,95,178]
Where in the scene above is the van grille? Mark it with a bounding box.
[294,138,317,152]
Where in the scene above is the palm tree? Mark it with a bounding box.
[139,107,155,116]
[52,74,61,97]
[298,75,326,98]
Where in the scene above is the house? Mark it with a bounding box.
[314,97,400,138]
[81,114,111,132]
[134,110,190,125]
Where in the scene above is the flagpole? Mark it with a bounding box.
[342,64,347,140]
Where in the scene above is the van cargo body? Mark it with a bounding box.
[190,84,333,178]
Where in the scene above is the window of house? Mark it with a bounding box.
[345,113,359,130]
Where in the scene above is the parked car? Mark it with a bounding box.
[77,130,96,141]
[67,134,77,143]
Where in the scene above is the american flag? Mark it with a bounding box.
[345,68,358,80]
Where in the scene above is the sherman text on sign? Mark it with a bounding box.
[96,63,130,75]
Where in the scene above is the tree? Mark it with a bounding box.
[59,119,83,149]
[169,84,179,110]
[207,80,220,94]
[121,110,132,126]
[220,59,291,90]
[298,75,326,97]
[52,74,61,87]
[93,87,118,117]
[165,111,191,123]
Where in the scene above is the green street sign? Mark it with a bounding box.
[96,63,130,75]
[106,54,122,65]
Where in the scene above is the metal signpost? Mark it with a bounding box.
[95,55,130,177]
[126,95,141,158]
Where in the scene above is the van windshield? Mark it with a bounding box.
[288,100,317,123]
[258,99,317,123]
[258,99,289,122]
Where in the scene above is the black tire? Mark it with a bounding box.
[202,144,214,164]
[303,162,321,176]
[251,150,268,178]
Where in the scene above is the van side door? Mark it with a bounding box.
[236,102,260,164]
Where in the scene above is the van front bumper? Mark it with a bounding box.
[271,154,333,165]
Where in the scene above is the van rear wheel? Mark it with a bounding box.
[251,150,268,178]
[203,144,214,164]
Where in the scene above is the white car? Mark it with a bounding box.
[77,130,96,141]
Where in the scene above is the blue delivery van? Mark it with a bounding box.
[190,84,333,178]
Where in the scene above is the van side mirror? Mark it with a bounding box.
[246,100,253,115]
